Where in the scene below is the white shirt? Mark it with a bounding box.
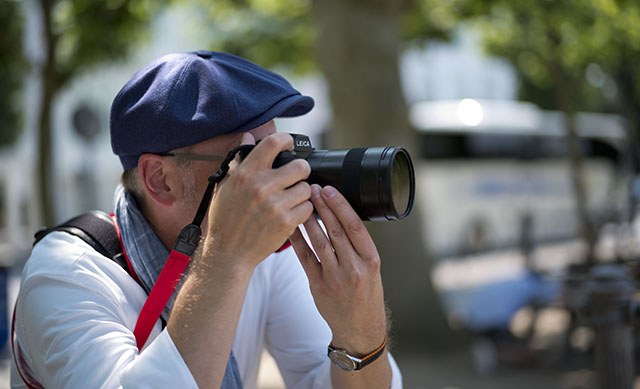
[11,231,402,388]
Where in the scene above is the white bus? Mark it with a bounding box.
[410,99,628,261]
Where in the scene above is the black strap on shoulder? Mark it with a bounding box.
[34,211,129,275]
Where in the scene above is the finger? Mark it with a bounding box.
[240,132,256,146]
[290,226,322,281]
[309,184,356,261]
[242,133,293,170]
[288,200,314,227]
[320,186,377,259]
[302,209,338,269]
[278,181,311,210]
[270,159,311,190]
[229,132,257,171]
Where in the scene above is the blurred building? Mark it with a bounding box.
[401,28,518,103]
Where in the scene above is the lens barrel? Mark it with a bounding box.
[274,146,415,221]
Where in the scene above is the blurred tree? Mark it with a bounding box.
[459,1,599,264]
[191,0,316,74]
[312,0,457,350]
[462,0,640,262]
[34,0,168,226]
[589,1,640,174]
[191,0,461,351]
[484,0,640,128]
[0,0,26,147]
[404,0,473,42]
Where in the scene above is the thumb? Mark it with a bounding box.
[240,132,256,146]
[228,132,256,171]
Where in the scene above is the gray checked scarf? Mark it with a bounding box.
[114,185,243,388]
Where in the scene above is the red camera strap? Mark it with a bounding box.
[111,214,193,350]
[111,214,141,285]
[12,307,43,389]
[132,249,191,349]
[132,239,290,350]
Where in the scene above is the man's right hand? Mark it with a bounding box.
[169,132,313,388]
[202,132,314,269]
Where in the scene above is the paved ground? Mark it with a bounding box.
[0,352,587,389]
[254,335,600,389]
[397,350,583,389]
[2,341,637,388]
[0,360,8,389]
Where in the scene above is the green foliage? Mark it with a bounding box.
[466,0,640,112]
[49,0,168,86]
[403,0,475,44]
[475,2,590,79]
[191,0,315,74]
[187,0,480,74]
[0,0,169,146]
[0,0,26,147]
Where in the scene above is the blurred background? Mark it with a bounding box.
[2,0,640,388]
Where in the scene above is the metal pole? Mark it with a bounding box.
[588,264,635,389]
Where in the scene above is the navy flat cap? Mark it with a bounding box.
[110,50,314,170]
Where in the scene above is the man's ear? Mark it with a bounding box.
[137,154,177,207]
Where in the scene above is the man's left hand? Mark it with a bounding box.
[289,184,388,355]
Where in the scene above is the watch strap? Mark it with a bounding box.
[328,335,387,371]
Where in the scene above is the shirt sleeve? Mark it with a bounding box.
[13,233,197,388]
[120,330,197,388]
[263,248,403,388]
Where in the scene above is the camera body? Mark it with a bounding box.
[247,134,415,221]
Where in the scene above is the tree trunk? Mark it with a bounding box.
[616,62,640,222]
[549,64,596,264]
[565,110,596,264]
[37,72,56,227]
[617,63,640,164]
[37,0,57,227]
[312,0,455,352]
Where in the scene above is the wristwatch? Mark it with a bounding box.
[327,336,387,371]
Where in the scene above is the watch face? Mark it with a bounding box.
[329,350,358,371]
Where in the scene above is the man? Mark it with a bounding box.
[11,50,402,388]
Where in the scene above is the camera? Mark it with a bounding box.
[244,134,415,221]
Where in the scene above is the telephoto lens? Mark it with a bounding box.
[271,134,415,221]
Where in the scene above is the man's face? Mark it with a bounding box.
[177,120,277,212]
